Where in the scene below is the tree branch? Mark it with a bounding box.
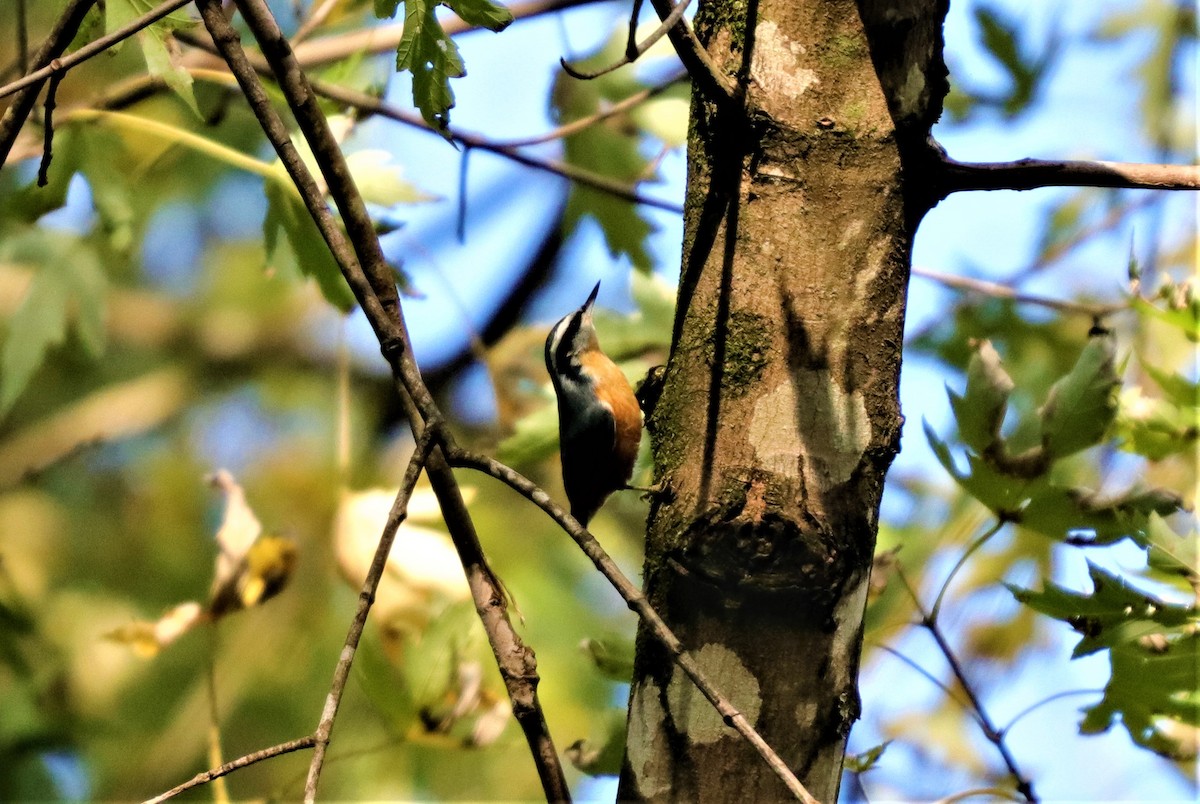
[895,565,1038,803]
[560,0,694,81]
[0,0,194,102]
[447,448,820,804]
[169,28,684,213]
[912,267,1126,318]
[0,0,97,169]
[939,155,1200,195]
[288,0,607,69]
[305,426,438,800]
[496,67,686,147]
[645,0,735,104]
[144,735,318,804]
[199,3,571,800]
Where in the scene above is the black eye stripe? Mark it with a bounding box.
[555,313,581,369]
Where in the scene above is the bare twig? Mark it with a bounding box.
[939,154,1200,195]
[289,0,606,68]
[0,0,194,101]
[928,519,1006,621]
[645,0,735,104]
[305,427,438,800]
[894,565,1038,803]
[304,77,684,214]
[291,0,340,44]
[496,68,686,147]
[871,643,979,721]
[932,787,1025,804]
[15,0,29,75]
[170,27,684,213]
[1000,689,1103,737]
[144,735,318,804]
[0,0,98,169]
[35,72,61,185]
[912,267,1126,318]
[199,3,571,799]
[560,0,693,80]
[447,448,820,804]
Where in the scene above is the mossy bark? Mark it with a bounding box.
[618,1,947,801]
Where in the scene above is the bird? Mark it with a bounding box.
[545,281,642,526]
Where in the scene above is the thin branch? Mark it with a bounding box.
[0,0,194,101]
[939,154,1200,195]
[201,3,571,800]
[0,0,97,169]
[15,0,29,75]
[305,427,438,800]
[894,565,1038,803]
[291,0,340,45]
[171,28,684,213]
[560,0,693,81]
[289,0,608,69]
[929,519,1006,622]
[144,735,318,804]
[912,267,1126,318]
[35,72,61,185]
[448,448,819,804]
[496,68,686,147]
[1000,689,1103,737]
[932,787,1025,804]
[645,0,735,104]
[306,79,685,213]
[870,643,980,723]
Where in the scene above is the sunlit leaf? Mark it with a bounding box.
[580,636,634,682]
[844,739,892,773]
[566,708,627,776]
[1081,633,1200,759]
[263,169,357,311]
[379,0,512,130]
[1007,561,1197,658]
[107,0,201,117]
[0,234,108,417]
[1039,332,1119,459]
[948,340,1014,454]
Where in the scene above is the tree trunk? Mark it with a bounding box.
[618,1,947,800]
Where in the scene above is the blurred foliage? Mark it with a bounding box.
[0,0,1196,802]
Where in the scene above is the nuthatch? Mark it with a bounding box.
[545,281,642,525]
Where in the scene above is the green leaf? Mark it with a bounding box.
[565,708,627,777]
[1115,386,1198,460]
[580,636,634,682]
[1132,294,1200,342]
[395,0,465,130]
[844,740,892,774]
[0,268,70,417]
[949,340,1014,454]
[344,149,440,206]
[1136,513,1199,595]
[1007,561,1196,658]
[0,234,108,417]
[1039,333,1119,459]
[107,0,201,117]
[1020,485,1182,545]
[263,170,357,311]
[384,0,512,130]
[924,420,1030,513]
[497,400,560,465]
[1143,362,1199,409]
[1080,633,1200,759]
[374,0,401,17]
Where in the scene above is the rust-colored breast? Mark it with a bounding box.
[580,350,642,479]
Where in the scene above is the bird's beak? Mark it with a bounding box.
[582,280,600,314]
